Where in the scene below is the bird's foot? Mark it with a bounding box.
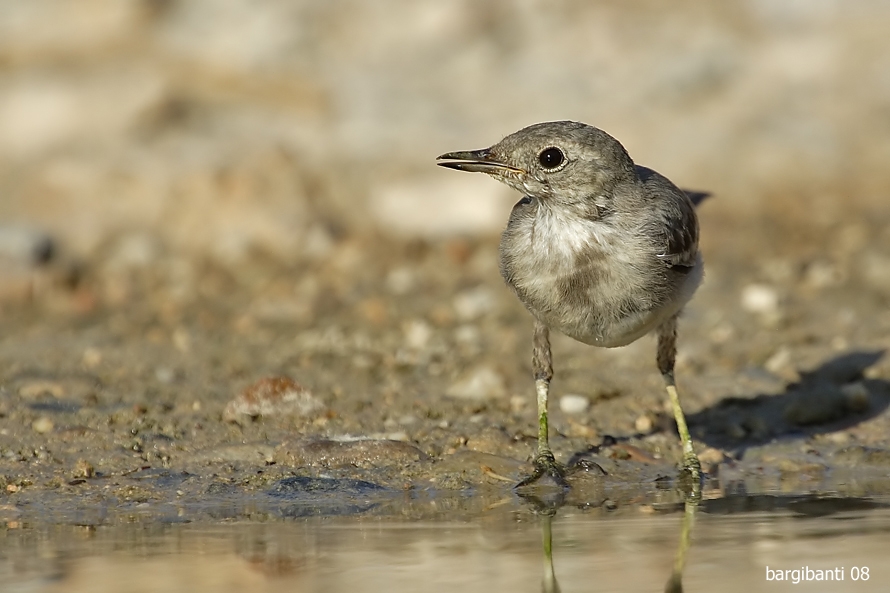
[515,451,570,490]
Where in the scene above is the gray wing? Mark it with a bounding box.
[635,166,700,269]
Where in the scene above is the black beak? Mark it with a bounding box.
[436,148,523,174]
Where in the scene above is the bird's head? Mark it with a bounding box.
[437,121,635,206]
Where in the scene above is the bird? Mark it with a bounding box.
[436,121,704,488]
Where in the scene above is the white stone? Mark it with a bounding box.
[559,394,590,414]
[741,283,779,315]
[446,366,506,400]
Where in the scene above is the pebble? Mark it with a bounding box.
[19,380,66,398]
[452,286,496,321]
[698,447,728,466]
[740,283,779,315]
[385,267,416,295]
[81,347,102,368]
[634,414,654,433]
[32,417,54,434]
[466,426,521,457]
[73,459,95,479]
[763,347,793,377]
[402,319,433,350]
[0,225,55,265]
[446,366,506,400]
[841,382,870,413]
[559,394,589,414]
[223,377,325,423]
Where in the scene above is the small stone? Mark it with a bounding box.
[559,394,589,414]
[764,347,792,376]
[155,367,175,384]
[698,447,726,465]
[81,347,102,368]
[19,380,65,398]
[466,426,521,457]
[0,225,55,265]
[452,286,496,321]
[634,414,654,433]
[803,260,842,289]
[385,267,415,295]
[224,377,324,423]
[73,459,95,479]
[841,382,870,413]
[825,431,851,445]
[446,366,506,400]
[32,417,54,434]
[402,319,432,350]
[741,283,779,315]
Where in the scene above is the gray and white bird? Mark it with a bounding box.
[437,121,704,488]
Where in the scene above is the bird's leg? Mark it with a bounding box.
[657,314,702,489]
[516,322,569,489]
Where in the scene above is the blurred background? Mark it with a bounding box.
[2,0,889,268]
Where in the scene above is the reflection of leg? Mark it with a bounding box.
[516,322,568,489]
[657,314,702,486]
[665,497,698,593]
[541,514,561,593]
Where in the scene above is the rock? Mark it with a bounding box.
[465,426,524,458]
[0,225,55,265]
[31,417,54,434]
[73,459,95,479]
[634,414,654,433]
[763,347,794,377]
[559,394,590,414]
[224,377,324,423]
[445,366,506,400]
[698,447,728,465]
[267,476,388,498]
[19,380,66,399]
[841,382,870,413]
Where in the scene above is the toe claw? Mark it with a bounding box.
[515,452,570,490]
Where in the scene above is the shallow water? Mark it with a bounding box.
[3,490,888,593]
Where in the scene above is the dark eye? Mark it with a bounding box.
[538,147,565,170]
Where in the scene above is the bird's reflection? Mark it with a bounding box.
[519,489,699,593]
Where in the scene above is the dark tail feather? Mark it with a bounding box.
[682,190,711,207]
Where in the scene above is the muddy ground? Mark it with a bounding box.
[1,198,890,523]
